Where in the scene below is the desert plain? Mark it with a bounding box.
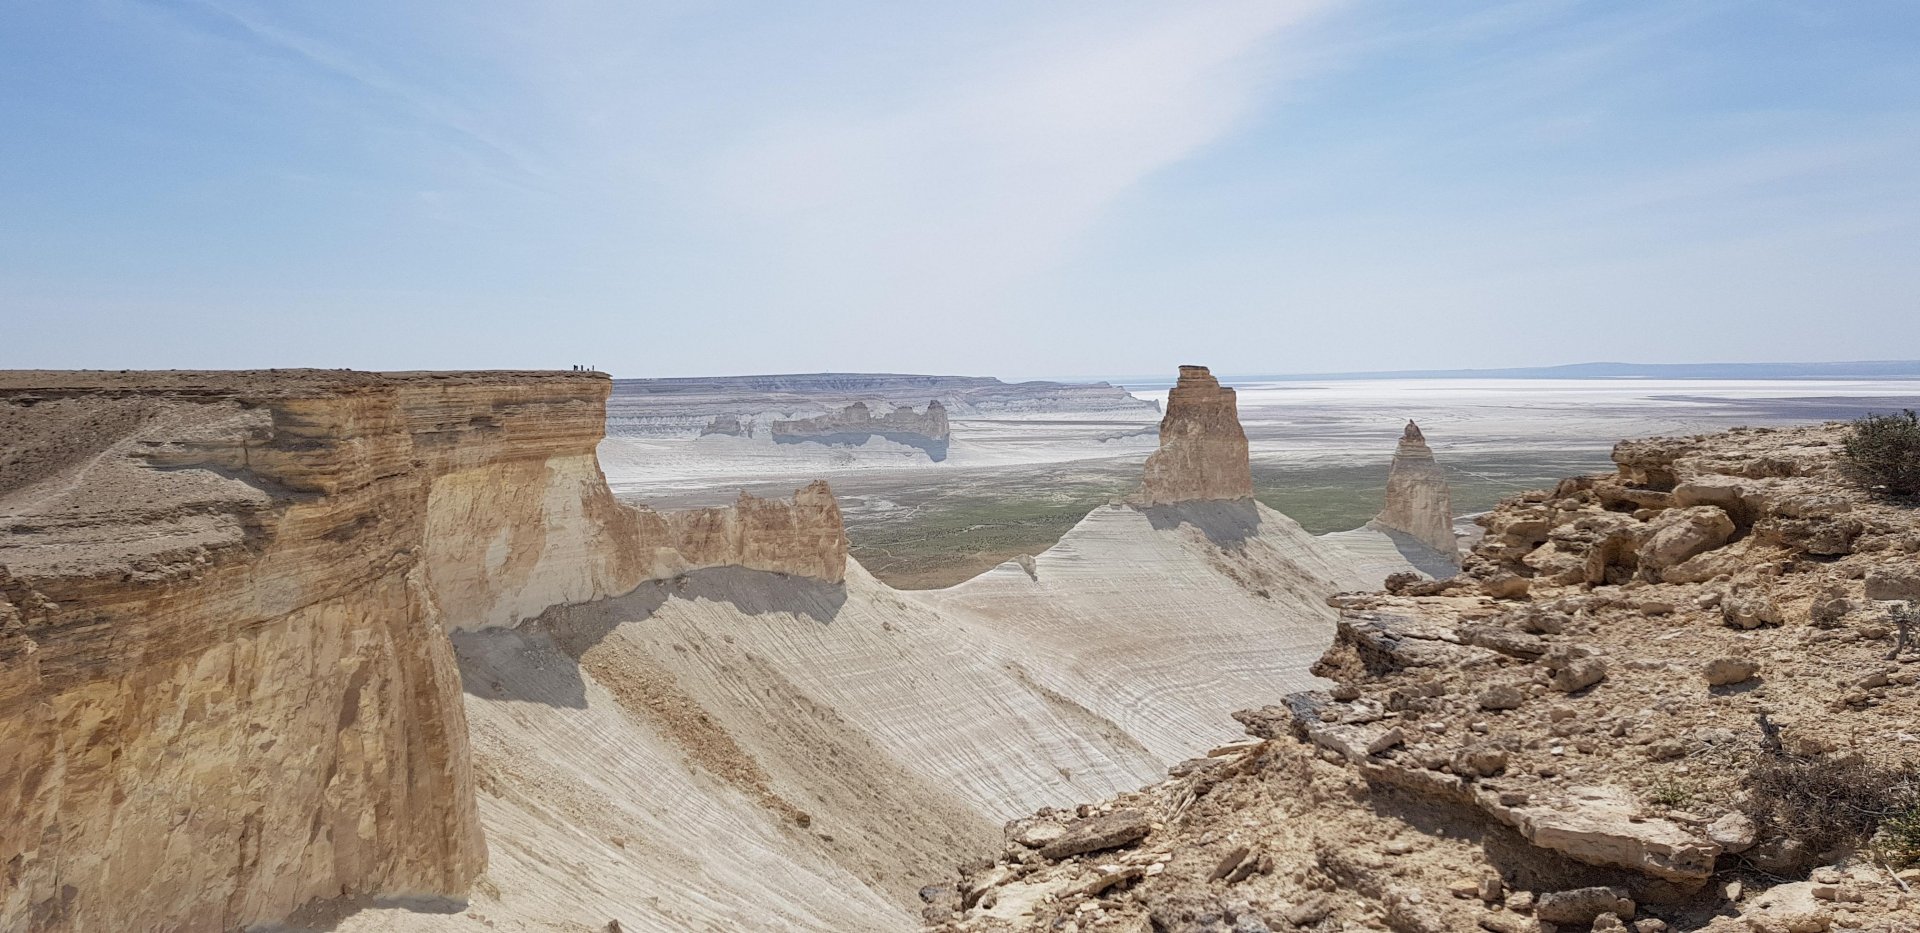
[603,376,1920,586]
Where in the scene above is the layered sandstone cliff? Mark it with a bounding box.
[663,480,849,584]
[1,365,1435,933]
[0,370,848,933]
[1371,419,1459,561]
[1138,366,1253,506]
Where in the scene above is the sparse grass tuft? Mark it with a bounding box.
[1872,803,1920,869]
[1646,779,1699,810]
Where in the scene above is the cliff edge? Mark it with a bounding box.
[0,370,847,933]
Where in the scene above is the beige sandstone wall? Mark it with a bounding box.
[663,480,849,584]
[0,370,849,932]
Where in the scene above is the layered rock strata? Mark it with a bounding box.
[699,413,749,437]
[663,481,848,584]
[0,370,848,933]
[1372,420,1459,560]
[934,422,1920,933]
[0,364,1437,933]
[1138,366,1253,506]
[771,400,951,460]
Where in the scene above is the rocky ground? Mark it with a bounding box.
[925,422,1920,933]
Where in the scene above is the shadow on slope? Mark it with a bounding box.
[268,893,468,932]
[1367,522,1462,579]
[1139,498,1263,549]
[774,430,949,461]
[454,567,847,708]
[443,563,1010,928]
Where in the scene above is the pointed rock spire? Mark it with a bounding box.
[1374,419,1458,561]
[1139,365,1253,505]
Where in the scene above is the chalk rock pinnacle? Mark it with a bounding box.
[1139,365,1253,505]
[1374,419,1458,560]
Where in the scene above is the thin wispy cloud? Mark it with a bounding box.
[138,0,551,189]
[712,2,1331,319]
[2,1,1916,374]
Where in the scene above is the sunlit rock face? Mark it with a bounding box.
[664,480,849,584]
[1373,420,1459,561]
[0,370,849,933]
[1138,365,1253,506]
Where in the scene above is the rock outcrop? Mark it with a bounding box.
[663,480,849,584]
[1372,420,1458,560]
[699,413,749,437]
[0,370,850,933]
[770,400,951,460]
[933,422,1920,933]
[1138,366,1252,506]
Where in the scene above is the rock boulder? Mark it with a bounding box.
[1637,506,1735,578]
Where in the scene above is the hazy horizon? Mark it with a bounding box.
[5,2,1918,375]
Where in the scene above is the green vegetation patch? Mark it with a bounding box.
[1252,450,1612,535]
[846,476,1132,589]
[846,448,1611,588]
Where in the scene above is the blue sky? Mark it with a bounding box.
[3,1,1917,377]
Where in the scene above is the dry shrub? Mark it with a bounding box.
[1842,409,1920,498]
[1742,751,1920,863]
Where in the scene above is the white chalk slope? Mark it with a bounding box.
[330,502,1413,933]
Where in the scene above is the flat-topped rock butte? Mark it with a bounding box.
[770,399,953,460]
[1138,365,1254,506]
[0,366,1434,932]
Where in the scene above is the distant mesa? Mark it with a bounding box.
[1372,419,1459,562]
[769,400,951,460]
[606,371,1154,439]
[699,413,749,438]
[1138,365,1253,506]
